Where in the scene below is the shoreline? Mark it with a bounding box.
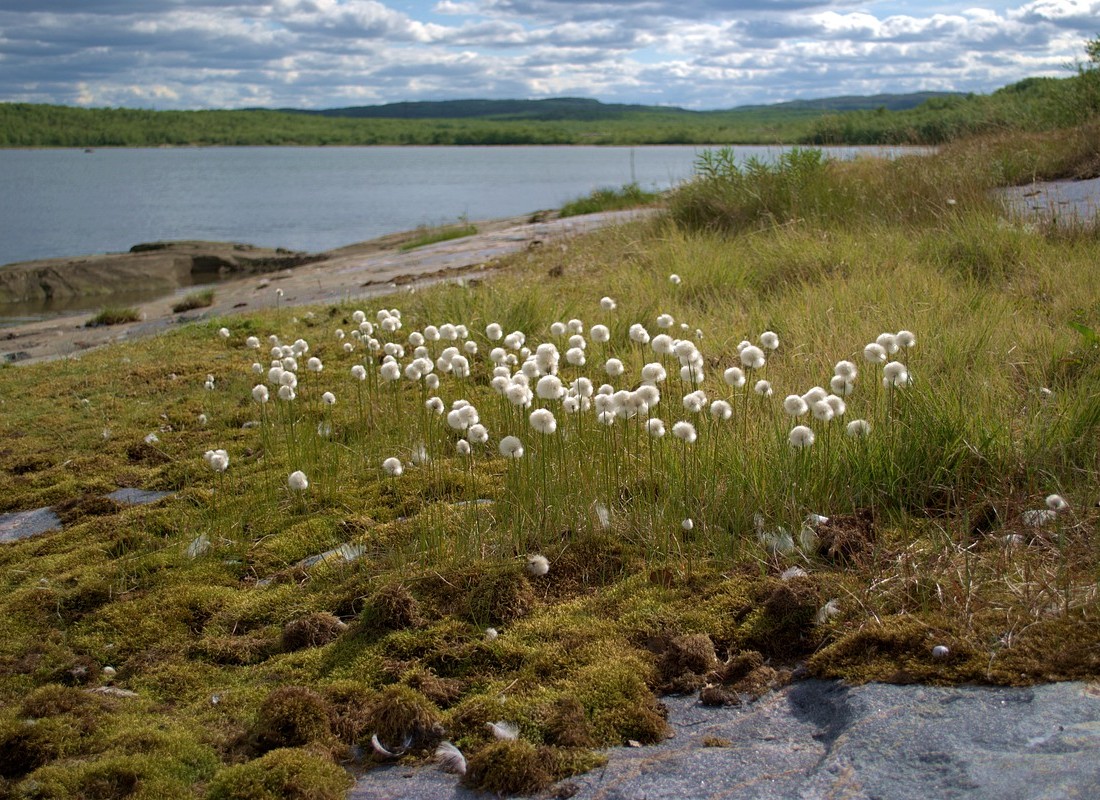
[0,208,656,365]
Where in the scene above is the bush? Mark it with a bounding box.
[559,183,661,217]
[85,307,141,327]
[171,289,215,313]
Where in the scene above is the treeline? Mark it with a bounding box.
[1,68,1097,148]
[0,104,818,147]
[804,70,1100,144]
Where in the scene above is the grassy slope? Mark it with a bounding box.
[0,124,1098,797]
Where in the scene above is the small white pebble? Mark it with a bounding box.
[102,666,117,677]
[932,645,950,659]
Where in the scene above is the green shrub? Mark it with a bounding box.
[85,306,141,327]
[559,183,661,217]
[171,289,215,313]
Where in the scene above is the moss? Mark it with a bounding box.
[808,614,982,684]
[465,567,536,625]
[400,666,464,708]
[190,631,280,666]
[737,577,822,660]
[463,739,553,797]
[699,684,740,706]
[572,659,669,745]
[358,583,423,635]
[205,748,352,800]
[0,717,81,780]
[542,697,595,748]
[360,684,443,753]
[53,493,122,526]
[20,684,104,721]
[319,681,376,744]
[282,613,347,651]
[657,633,719,694]
[253,686,333,752]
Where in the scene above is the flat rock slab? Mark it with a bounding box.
[0,507,62,543]
[1000,177,1100,223]
[349,679,1100,800]
[0,489,173,545]
[106,488,173,506]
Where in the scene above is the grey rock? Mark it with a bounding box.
[107,488,173,506]
[0,507,62,543]
[349,680,1100,799]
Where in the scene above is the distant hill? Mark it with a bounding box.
[730,92,962,113]
[2,76,1086,148]
[279,93,962,121]
[279,97,691,121]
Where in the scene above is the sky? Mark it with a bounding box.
[0,0,1096,111]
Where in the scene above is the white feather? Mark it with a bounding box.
[435,741,467,775]
[487,720,519,741]
[370,733,409,758]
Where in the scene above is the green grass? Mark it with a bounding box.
[171,289,216,314]
[398,222,479,252]
[1,121,1098,796]
[84,306,141,327]
[559,183,662,217]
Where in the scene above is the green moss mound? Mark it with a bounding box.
[205,748,352,800]
[254,686,333,751]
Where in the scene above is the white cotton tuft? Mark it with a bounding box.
[724,367,746,388]
[671,420,697,443]
[789,425,815,449]
[526,554,550,576]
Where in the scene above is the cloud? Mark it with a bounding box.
[0,0,1096,110]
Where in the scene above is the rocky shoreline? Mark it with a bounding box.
[0,240,321,309]
[0,210,655,365]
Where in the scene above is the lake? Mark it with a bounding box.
[0,145,919,266]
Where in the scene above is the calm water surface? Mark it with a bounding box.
[0,145,918,266]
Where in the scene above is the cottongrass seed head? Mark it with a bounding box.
[526,555,550,577]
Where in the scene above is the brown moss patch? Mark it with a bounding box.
[190,632,280,666]
[699,684,740,707]
[814,509,876,563]
[320,681,376,744]
[737,577,822,660]
[282,612,347,651]
[465,568,536,625]
[543,697,596,749]
[463,739,553,796]
[656,633,719,694]
[401,666,465,708]
[53,492,121,526]
[358,583,424,635]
